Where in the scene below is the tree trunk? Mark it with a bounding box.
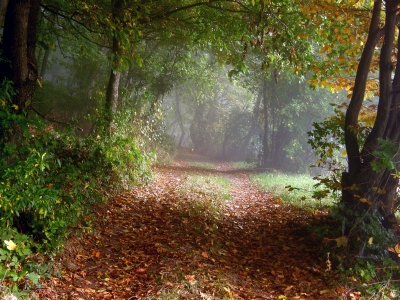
[342,0,400,238]
[174,88,186,147]
[0,0,41,143]
[238,83,262,158]
[261,77,269,167]
[39,45,51,79]
[104,0,124,130]
[190,102,206,152]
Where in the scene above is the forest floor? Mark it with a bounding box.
[34,148,346,299]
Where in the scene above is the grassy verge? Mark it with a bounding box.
[188,161,216,169]
[182,174,231,208]
[250,172,334,209]
[230,161,256,169]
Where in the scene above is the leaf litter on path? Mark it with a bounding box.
[34,157,341,299]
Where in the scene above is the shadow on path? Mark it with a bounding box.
[36,153,338,299]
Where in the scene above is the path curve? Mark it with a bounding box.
[35,152,339,299]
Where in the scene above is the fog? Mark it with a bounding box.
[32,47,343,173]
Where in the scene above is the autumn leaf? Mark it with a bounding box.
[201,251,209,258]
[37,153,344,299]
[335,236,347,247]
[337,286,345,294]
[185,275,197,285]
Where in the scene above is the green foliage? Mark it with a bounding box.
[149,131,177,165]
[0,79,151,286]
[342,208,397,260]
[308,104,345,166]
[307,103,348,205]
[371,138,399,173]
[337,254,400,298]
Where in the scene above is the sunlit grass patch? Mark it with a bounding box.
[230,161,256,169]
[188,161,216,169]
[175,174,232,223]
[184,174,231,202]
[250,173,334,208]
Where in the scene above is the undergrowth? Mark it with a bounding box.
[0,79,152,295]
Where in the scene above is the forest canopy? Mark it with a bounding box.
[1,0,400,297]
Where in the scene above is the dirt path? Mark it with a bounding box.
[35,152,340,299]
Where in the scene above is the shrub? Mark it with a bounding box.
[0,79,151,288]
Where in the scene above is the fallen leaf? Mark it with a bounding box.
[136,268,147,274]
[335,236,347,247]
[337,286,345,294]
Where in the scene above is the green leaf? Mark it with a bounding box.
[28,272,39,284]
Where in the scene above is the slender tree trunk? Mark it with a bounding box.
[261,76,270,167]
[238,83,262,158]
[39,45,51,79]
[104,0,123,130]
[190,102,206,152]
[174,88,186,147]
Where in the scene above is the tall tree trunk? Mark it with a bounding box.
[237,83,262,158]
[190,102,206,152]
[104,0,123,130]
[342,0,400,238]
[39,45,51,79]
[0,0,41,143]
[261,76,270,167]
[174,88,186,147]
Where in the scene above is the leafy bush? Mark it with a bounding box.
[0,79,151,287]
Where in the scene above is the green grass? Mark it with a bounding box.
[184,174,231,202]
[250,172,334,208]
[230,161,257,169]
[188,161,216,169]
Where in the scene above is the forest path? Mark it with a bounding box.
[36,149,340,299]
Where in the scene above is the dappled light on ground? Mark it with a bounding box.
[35,152,341,299]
